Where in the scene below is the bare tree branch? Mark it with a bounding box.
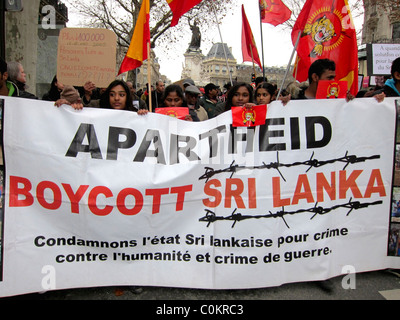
[64,0,235,54]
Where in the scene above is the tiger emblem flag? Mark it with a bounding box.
[232,105,267,127]
[291,0,358,95]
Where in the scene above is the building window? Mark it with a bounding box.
[393,22,400,40]
[215,65,220,73]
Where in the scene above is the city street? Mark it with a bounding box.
[4,269,400,300]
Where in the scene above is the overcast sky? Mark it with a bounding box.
[156,0,295,82]
[65,0,364,83]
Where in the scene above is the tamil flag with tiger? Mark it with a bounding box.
[292,0,358,95]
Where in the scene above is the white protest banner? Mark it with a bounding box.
[0,96,399,297]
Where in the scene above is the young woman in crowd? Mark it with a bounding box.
[214,82,254,116]
[99,80,134,111]
[155,84,196,121]
[55,80,143,113]
[255,82,277,105]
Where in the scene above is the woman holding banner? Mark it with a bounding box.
[155,84,196,121]
[214,82,254,117]
[55,80,146,113]
[255,82,277,105]
[99,80,134,111]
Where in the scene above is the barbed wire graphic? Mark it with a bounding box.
[199,198,383,229]
[199,151,381,182]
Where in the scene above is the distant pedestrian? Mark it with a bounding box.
[7,61,37,99]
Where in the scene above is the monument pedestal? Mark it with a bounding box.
[181,49,205,86]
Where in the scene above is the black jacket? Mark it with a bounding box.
[12,80,38,99]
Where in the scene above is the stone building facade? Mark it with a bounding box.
[4,0,69,98]
[36,0,69,99]
[200,42,236,87]
[359,0,400,76]
[361,0,400,44]
[181,42,293,88]
[134,50,166,90]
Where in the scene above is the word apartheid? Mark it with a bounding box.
[65,116,332,164]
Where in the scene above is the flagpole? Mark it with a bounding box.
[211,1,233,86]
[250,44,257,80]
[276,31,301,100]
[147,41,152,112]
[294,54,299,80]
[259,10,266,81]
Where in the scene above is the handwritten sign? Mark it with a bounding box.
[57,28,117,88]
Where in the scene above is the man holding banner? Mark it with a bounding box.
[296,59,337,100]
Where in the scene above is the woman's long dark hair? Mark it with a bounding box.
[42,75,61,101]
[255,82,277,101]
[100,80,134,111]
[160,84,185,107]
[225,82,254,111]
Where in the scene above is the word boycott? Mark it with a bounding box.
[9,175,193,215]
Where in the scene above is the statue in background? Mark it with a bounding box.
[188,20,201,52]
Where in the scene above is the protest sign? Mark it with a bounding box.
[0,97,399,297]
[57,28,117,88]
[367,43,400,76]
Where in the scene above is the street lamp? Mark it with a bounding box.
[5,0,23,11]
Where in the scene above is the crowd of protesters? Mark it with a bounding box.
[0,56,394,120]
[1,55,398,295]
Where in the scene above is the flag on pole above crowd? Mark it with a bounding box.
[118,0,150,75]
[259,0,291,26]
[291,0,359,95]
[241,5,263,69]
[167,0,203,27]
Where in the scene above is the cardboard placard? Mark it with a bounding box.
[57,28,117,88]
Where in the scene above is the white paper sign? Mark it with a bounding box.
[371,44,400,75]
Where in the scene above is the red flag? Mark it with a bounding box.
[232,105,267,127]
[316,80,348,99]
[242,5,263,69]
[166,0,202,27]
[118,0,150,75]
[155,107,189,120]
[291,0,359,95]
[259,0,291,26]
